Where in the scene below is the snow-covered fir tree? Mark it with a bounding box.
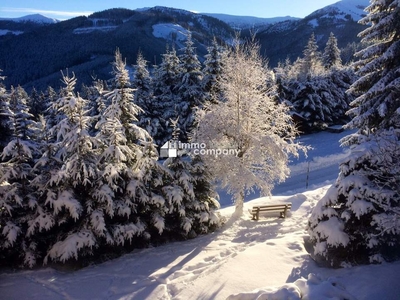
[175,31,205,141]
[30,73,103,264]
[346,1,400,133]
[322,32,342,69]
[286,71,353,130]
[28,87,47,121]
[275,34,355,132]
[194,38,305,216]
[44,85,62,129]
[95,49,169,249]
[188,154,222,232]
[152,45,182,145]
[162,119,220,238]
[298,33,322,80]
[132,51,160,142]
[202,37,226,105]
[81,79,107,119]
[132,51,153,110]
[0,72,11,149]
[308,0,400,267]
[0,85,40,267]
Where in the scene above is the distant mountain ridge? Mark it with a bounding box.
[253,0,369,66]
[0,7,233,90]
[0,13,59,24]
[0,0,370,90]
[316,0,368,21]
[201,13,299,30]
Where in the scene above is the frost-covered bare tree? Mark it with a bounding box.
[194,38,306,216]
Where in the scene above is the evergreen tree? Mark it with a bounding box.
[28,87,47,121]
[95,49,167,249]
[299,33,322,79]
[152,45,182,145]
[288,71,353,129]
[132,51,153,110]
[328,66,356,123]
[31,73,102,264]
[132,51,159,142]
[275,37,355,131]
[162,119,220,238]
[346,1,400,133]
[105,49,143,144]
[43,85,60,128]
[176,31,205,141]
[0,85,40,267]
[189,154,222,233]
[202,37,226,105]
[81,80,106,116]
[322,32,342,69]
[0,72,11,149]
[308,0,400,267]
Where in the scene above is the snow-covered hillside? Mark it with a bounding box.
[73,26,118,34]
[1,129,400,299]
[0,29,23,36]
[152,23,190,43]
[201,13,299,30]
[308,0,369,22]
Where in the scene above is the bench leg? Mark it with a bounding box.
[281,207,288,218]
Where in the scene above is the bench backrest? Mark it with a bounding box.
[251,204,292,212]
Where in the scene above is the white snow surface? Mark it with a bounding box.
[73,26,118,34]
[201,13,298,29]
[309,0,369,22]
[0,29,23,36]
[331,0,369,21]
[152,23,189,42]
[1,129,400,299]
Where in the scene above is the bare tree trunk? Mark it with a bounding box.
[233,189,244,217]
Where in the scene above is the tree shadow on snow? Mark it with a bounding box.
[286,235,320,283]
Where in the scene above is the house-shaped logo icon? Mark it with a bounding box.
[160,141,178,158]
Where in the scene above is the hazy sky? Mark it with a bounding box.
[0,0,342,20]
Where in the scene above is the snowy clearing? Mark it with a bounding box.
[0,29,23,36]
[152,23,189,42]
[1,129,399,300]
[73,26,118,34]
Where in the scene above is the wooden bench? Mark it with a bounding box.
[249,203,292,220]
